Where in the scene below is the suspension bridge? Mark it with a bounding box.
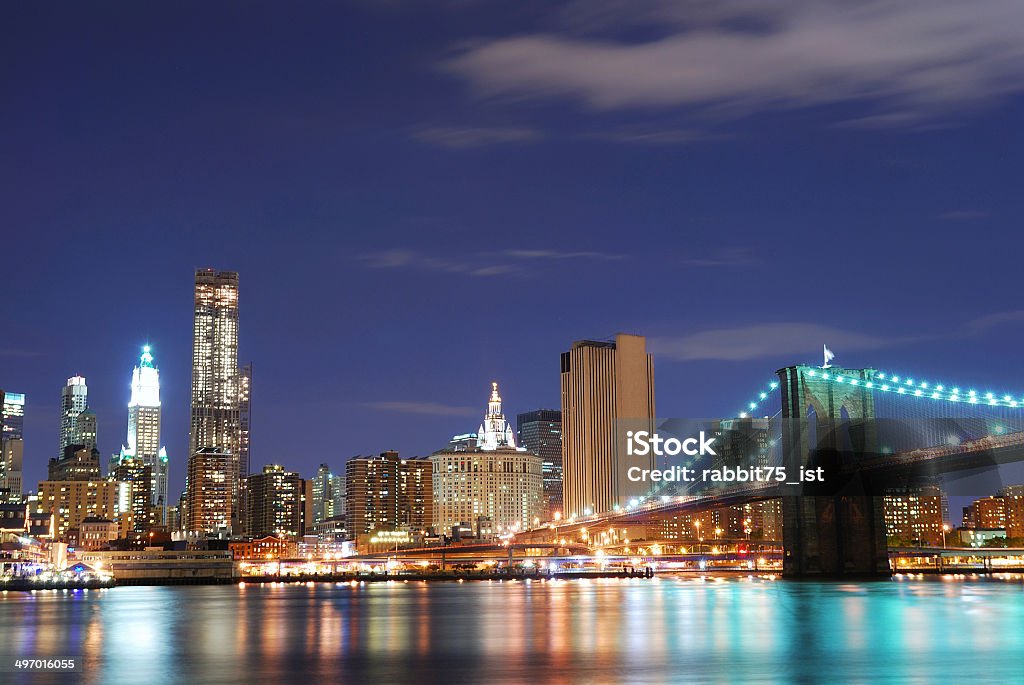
[516,362,1024,578]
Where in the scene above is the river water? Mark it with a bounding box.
[3,574,1023,684]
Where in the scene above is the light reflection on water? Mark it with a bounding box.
[2,575,1023,684]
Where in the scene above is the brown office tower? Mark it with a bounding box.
[560,333,655,518]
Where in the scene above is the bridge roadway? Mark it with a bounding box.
[513,434,1024,547]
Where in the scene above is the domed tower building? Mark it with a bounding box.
[431,382,543,538]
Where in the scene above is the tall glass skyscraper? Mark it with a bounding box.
[2,391,25,440]
[1,391,25,497]
[516,409,563,520]
[118,345,169,525]
[186,269,240,533]
[59,375,90,455]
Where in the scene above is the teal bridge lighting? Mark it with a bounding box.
[736,367,1024,418]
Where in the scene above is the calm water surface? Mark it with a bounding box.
[3,575,1023,684]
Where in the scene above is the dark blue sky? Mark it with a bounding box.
[4,1,1024,514]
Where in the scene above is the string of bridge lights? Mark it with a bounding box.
[737,368,1024,418]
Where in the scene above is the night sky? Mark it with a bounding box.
[5,2,1024,517]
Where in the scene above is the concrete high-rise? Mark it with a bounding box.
[560,333,655,518]
[185,447,234,534]
[516,409,562,520]
[186,269,240,533]
[242,465,305,539]
[345,452,433,536]
[118,346,169,524]
[59,376,91,454]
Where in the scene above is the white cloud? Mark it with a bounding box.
[445,0,1024,123]
[648,322,901,362]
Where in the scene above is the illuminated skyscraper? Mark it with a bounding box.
[560,333,656,517]
[2,391,25,440]
[116,346,169,525]
[186,269,240,533]
[59,376,91,454]
[1,391,25,498]
[238,362,252,478]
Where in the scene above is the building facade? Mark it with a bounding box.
[122,345,169,524]
[238,362,252,478]
[242,465,306,539]
[345,452,433,536]
[0,391,25,498]
[516,409,562,520]
[49,445,102,481]
[560,333,656,518]
[186,269,240,533]
[964,488,1024,539]
[310,464,345,530]
[185,447,234,534]
[110,455,154,538]
[430,449,543,536]
[38,479,126,539]
[59,376,90,455]
[883,484,948,546]
[431,383,543,535]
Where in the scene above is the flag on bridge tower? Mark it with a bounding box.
[822,344,835,369]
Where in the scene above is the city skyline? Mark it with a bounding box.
[7,295,1024,523]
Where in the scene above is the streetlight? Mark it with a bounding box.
[693,520,704,555]
[942,523,950,550]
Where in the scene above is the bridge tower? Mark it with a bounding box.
[776,365,890,578]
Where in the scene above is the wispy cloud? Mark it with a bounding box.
[444,0,1024,125]
[358,248,629,276]
[358,249,524,277]
[649,322,905,362]
[937,209,990,221]
[682,247,761,267]
[965,310,1024,334]
[363,401,478,417]
[580,126,724,145]
[503,249,627,261]
[0,348,41,358]
[411,125,542,148]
